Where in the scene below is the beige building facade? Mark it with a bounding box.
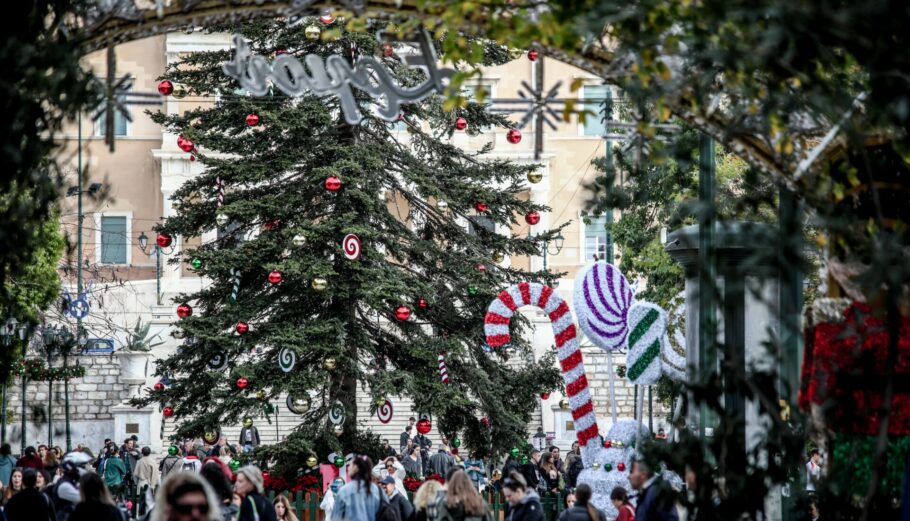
[44,31,668,452]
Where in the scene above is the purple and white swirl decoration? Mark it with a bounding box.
[573,262,635,352]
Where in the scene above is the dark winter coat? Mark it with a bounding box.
[429,450,454,477]
[69,502,126,521]
[635,478,679,521]
[519,462,542,491]
[4,487,55,521]
[507,490,543,521]
[389,492,414,521]
[239,426,261,447]
[239,492,278,521]
[557,505,606,521]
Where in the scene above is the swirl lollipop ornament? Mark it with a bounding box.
[342,234,361,260]
[278,347,296,373]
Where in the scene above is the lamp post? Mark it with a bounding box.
[138,231,176,306]
[529,232,566,275]
[1,317,29,447]
[41,325,79,449]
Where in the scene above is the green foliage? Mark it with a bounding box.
[134,19,563,465]
[123,319,165,352]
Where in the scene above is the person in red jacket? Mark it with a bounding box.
[15,446,44,471]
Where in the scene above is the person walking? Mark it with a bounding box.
[433,470,490,521]
[201,461,240,521]
[159,446,184,482]
[400,418,416,454]
[274,494,300,521]
[412,480,443,521]
[103,447,128,501]
[564,443,582,489]
[49,456,87,519]
[628,459,679,521]
[69,472,125,521]
[2,468,23,502]
[4,468,55,521]
[0,444,16,487]
[429,447,454,477]
[520,451,543,495]
[502,472,543,521]
[381,476,414,521]
[609,487,635,521]
[557,484,604,521]
[332,455,384,521]
[135,447,161,516]
[16,446,44,471]
[806,448,822,492]
[235,466,278,521]
[180,447,204,474]
[547,448,564,474]
[402,446,423,478]
[150,471,222,521]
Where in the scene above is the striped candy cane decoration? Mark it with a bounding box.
[216,177,225,207]
[438,352,449,383]
[230,268,241,303]
[485,282,600,448]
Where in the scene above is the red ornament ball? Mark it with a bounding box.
[416,419,432,435]
[236,321,250,335]
[189,155,196,162]
[319,14,336,24]
[417,298,428,309]
[263,219,281,230]
[455,117,468,131]
[245,113,260,127]
[382,43,394,57]
[476,263,487,273]
[506,128,522,144]
[540,392,550,400]
[474,202,488,213]
[158,80,174,96]
[450,447,459,456]
[395,305,411,321]
[163,406,174,418]
[176,304,192,318]
[262,471,270,481]
[480,417,490,427]
[325,176,342,191]
[528,50,540,61]
[268,271,283,285]
[157,233,173,248]
[236,377,249,390]
[177,136,194,152]
[525,211,541,225]
[275,49,287,55]
[154,382,164,392]
[617,462,626,472]
[603,440,612,449]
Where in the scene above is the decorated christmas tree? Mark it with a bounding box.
[137,18,563,466]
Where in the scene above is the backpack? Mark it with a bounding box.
[181,459,198,472]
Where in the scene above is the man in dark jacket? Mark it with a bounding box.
[629,459,679,521]
[5,468,55,521]
[399,417,416,453]
[520,450,542,492]
[382,476,414,521]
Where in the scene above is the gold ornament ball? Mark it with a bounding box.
[305,25,321,40]
[508,48,523,60]
[527,171,543,184]
[172,85,188,99]
[289,396,310,414]
[559,398,570,410]
[256,390,266,400]
[243,417,253,428]
[332,424,344,436]
[292,234,305,246]
[312,278,328,291]
[375,397,386,407]
[323,357,337,370]
[306,455,318,468]
[492,252,505,263]
[492,470,502,480]
[592,462,601,469]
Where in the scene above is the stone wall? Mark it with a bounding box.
[2,354,126,451]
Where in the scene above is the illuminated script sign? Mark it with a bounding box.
[223,30,455,125]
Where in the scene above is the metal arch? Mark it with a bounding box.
[73,0,793,187]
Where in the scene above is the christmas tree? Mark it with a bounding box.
[137,18,564,467]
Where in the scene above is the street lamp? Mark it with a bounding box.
[529,232,566,274]
[138,231,176,305]
[39,324,83,452]
[1,317,28,447]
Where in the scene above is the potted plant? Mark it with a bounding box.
[117,320,165,398]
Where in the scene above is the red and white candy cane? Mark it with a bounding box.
[216,177,225,207]
[485,282,600,448]
[438,352,449,383]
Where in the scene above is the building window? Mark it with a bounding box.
[583,214,609,263]
[100,215,128,264]
[95,108,129,137]
[581,84,611,137]
[461,84,493,103]
[468,215,495,236]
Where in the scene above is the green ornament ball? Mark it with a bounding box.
[191,258,203,270]
[229,459,241,472]
[168,445,178,456]
[510,447,520,458]
[334,456,345,468]
[468,286,478,296]
[604,463,612,472]
[264,403,275,414]
[451,438,461,448]
[520,455,529,465]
